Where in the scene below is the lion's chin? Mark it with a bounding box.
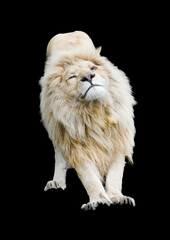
[84,85,107,101]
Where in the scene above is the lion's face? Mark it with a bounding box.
[60,59,109,101]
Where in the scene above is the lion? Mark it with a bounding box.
[39,31,136,210]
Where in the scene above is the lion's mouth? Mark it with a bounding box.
[82,84,104,98]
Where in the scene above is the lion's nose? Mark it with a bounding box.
[81,73,95,83]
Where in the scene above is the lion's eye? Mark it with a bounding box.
[69,75,76,79]
[90,66,97,71]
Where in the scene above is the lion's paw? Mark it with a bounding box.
[81,199,110,211]
[44,180,66,191]
[110,194,135,206]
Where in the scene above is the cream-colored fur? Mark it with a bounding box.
[39,31,136,210]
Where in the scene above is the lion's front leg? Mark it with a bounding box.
[105,153,135,206]
[76,163,111,210]
[44,147,68,191]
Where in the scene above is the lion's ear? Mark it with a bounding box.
[96,46,102,55]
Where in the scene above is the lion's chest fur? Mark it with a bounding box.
[53,101,127,175]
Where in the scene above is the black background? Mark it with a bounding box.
[4,2,165,237]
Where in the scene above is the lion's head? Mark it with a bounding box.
[42,31,114,105]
